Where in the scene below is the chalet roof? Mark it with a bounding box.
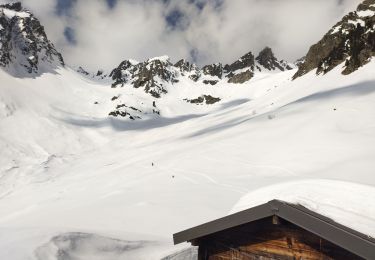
[173,200,375,259]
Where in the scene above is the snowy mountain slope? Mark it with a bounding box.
[0,59,375,259]
[0,0,375,259]
[0,63,297,199]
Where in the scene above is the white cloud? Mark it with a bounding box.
[183,0,362,65]
[2,0,363,70]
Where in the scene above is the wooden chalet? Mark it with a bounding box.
[173,200,375,260]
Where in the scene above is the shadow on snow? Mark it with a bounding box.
[189,80,375,138]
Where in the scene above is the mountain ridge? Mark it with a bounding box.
[0,0,374,124]
[2,0,375,83]
[107,48,293,99]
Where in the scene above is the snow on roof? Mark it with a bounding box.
[230,179,375,238]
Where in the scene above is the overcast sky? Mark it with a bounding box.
[1,0,362,70]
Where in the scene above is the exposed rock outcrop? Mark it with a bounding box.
[108,100,160,119]
[294,56,306,67]
[0,2,64,76]
[133,57,179,98]
[109,59,140,87]
[184,95,221,105]
[202,63,224,79]
[223,48,292,84]
[110,56,179,98]
[77,66,108,79]
[174,59,194,74]
[174,59,200,81]
[225,51,255,72]
[294,0,375,79]
[202,79,219,85]
[256,47,292,71]
[77,66,89,76]
[228,70,253,84]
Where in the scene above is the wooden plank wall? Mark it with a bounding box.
[197,217,362,260]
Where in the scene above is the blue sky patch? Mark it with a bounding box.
[107,0,117,9]
[56,0,76,16]
[64,26,76,45]
[166,9,185,29]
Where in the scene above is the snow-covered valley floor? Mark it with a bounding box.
[1,61,375,259]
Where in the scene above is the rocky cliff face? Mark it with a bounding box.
[134,57,179,98]
[256,47,292,71]
[224,51,255,84]
[294,0,375,79]
[77,66,108,80]
[0,2,64,76]
[225,51,255,72]
[174,59,200,81]
[202,63,224,79]
[109,56,179,98]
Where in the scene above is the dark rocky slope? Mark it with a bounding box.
[294,0,375,79]
[0,2,64,76]
[109,57,179,98]
[256,47,292,71]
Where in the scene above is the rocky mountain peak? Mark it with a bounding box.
[294,0,375,79]
[256,47,274,66]
[109,47,293,97]
[134,56,179,98]
[110,56,179,98]
[0,2,64,76]
[224,51,255,73]
[174,59,200,81]
[109,59,139,87]
[174,59,195,73]
[256,47,292,71]
[202,63,223,79]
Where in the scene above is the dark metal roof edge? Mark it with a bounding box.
[173,199,375,259]
[280,201,375,243]
[173,202,273,244]
[273,200,375,259]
